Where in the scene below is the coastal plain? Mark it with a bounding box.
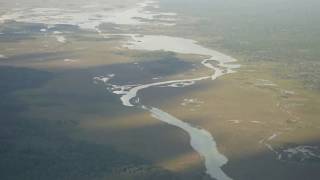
[1,0,320,180]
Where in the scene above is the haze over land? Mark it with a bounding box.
[0,0,320,180]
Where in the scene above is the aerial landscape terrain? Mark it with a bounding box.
[0,0,320,180]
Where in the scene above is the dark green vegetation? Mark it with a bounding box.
[0,66,180,180]
[0,44,199,179]
[160,0,320,90]
[1,0,320,179]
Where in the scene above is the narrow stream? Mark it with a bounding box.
[94,34,239,180]
[2,1,239,179]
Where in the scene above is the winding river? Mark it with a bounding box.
[94,34,239,180]
[1,1,239,179]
